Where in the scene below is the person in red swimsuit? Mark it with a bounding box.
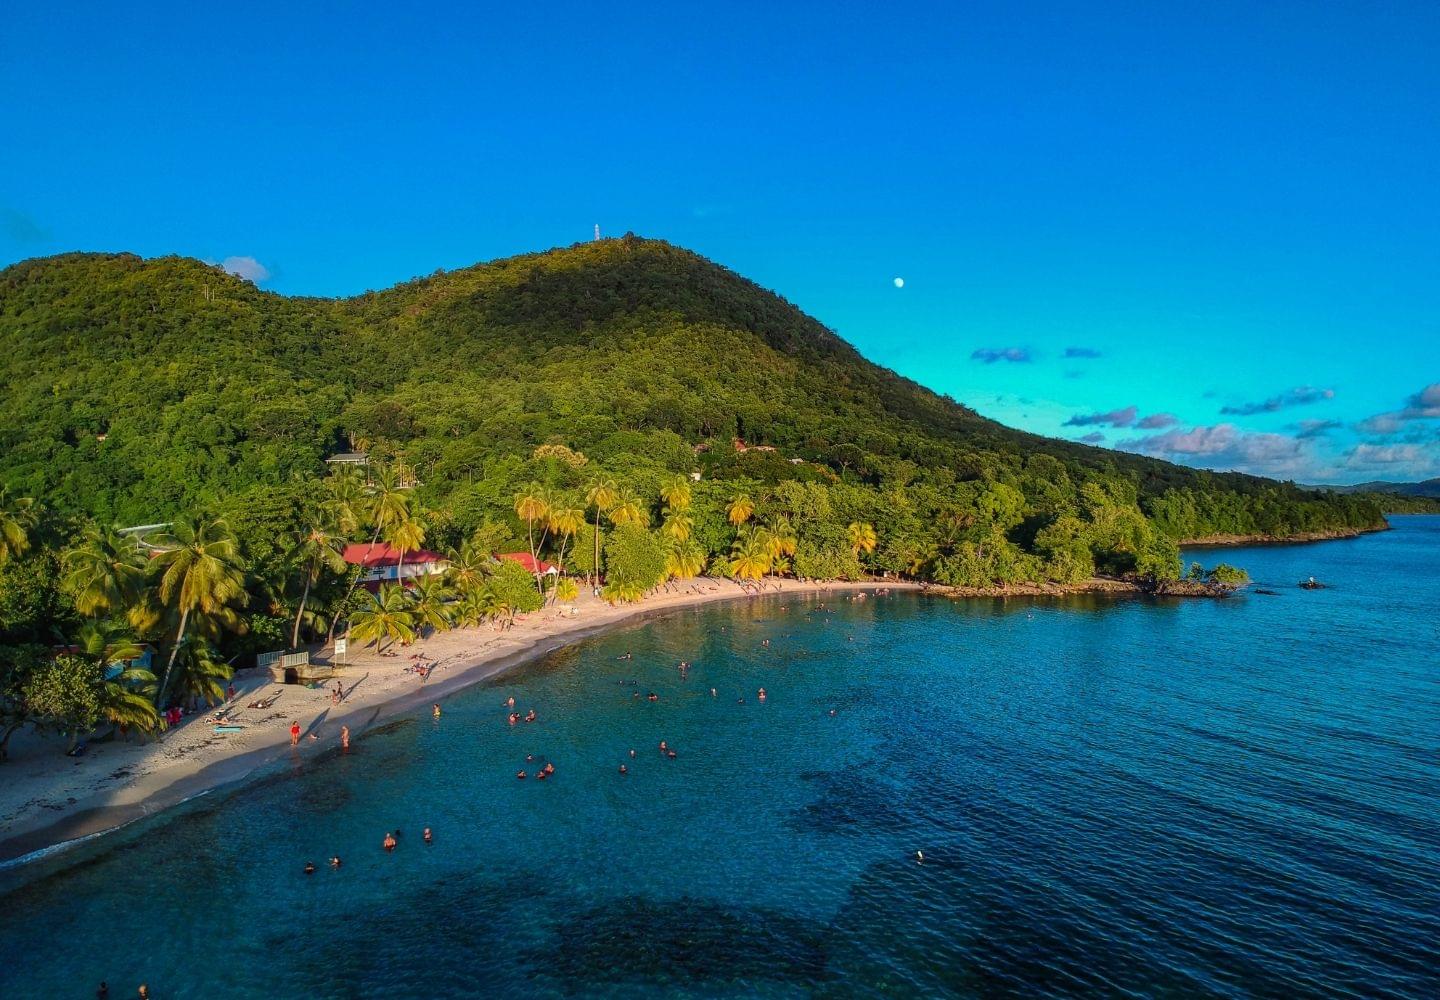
[290,721,301,746]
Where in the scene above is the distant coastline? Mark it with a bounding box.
[1178,522,1392,548]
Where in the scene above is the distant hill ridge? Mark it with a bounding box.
[0,236,1401,547]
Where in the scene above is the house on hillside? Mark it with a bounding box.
[343,541,448,590]
[498,552,560,576]
[325,451,369,467]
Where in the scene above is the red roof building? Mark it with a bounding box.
[343,542,448,589]
[498,552,560,575]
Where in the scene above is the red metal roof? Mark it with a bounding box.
[498,552,558,574]
[342,542,446,568]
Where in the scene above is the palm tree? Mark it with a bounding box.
[100,666,161,737]
[547,503,585,579]
[455,583,504,627]
[385,508,427,584]
[660,475,692,512]
[515,483,552,592]
[349,584,417,651]
[726,494,755,527]
[76,619,145,667]
[0,488,37,565]
[289,519,348,648]
[329,465,411,644]
[151,517,247,708]
[62,526,146,617]
[847,522,878,562]
[552,577,580,604]
[728,531,772,584]
[608,487,646,527]
[665,538,707,581]
[324,466,366,537]
[584,479,619,586]
[171,641,231,708]
[408,576,454,635]
[445,541,492,596]
[77,620,159,736]
[661,511,693,542]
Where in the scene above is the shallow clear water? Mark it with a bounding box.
[2,517,1438,998]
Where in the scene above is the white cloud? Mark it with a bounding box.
[220,255,271,283]
[1117,422,1314,478]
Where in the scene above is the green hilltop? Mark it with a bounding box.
[0,235,1391,586]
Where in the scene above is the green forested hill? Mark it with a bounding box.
[0,236,1387,562]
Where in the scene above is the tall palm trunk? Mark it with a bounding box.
[397,549,406,588]
[591,511,602,586]
[329,524,382,644]
[291,562,314,649]
[157,608,190,710]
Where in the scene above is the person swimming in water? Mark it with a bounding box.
[505,696,515,708]
[619,764,628,774]
[341,725,350,750]
[629,748,636,758]
[383,832,397,852]
[423,827,433,844]
[758,688,767,702]
[330,855,342,868]
[508,712,519,725]
[524,709,537,722]
[710,688,717,697]
[433,703,441,719]
[646,692,659,702]
[304,861,316,874]
[516,770,527,780]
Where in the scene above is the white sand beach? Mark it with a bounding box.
[0,577,915,864]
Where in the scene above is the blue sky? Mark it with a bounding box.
[3,1,1438,483]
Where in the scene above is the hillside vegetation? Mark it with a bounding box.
[0,236,1400,747]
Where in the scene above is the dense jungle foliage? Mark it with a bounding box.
[0,236,1413,751]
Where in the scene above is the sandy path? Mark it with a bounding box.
[0,578,914,864]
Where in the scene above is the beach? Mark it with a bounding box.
[0,577,909,864]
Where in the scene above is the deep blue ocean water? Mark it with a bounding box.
[1,516,1437,999]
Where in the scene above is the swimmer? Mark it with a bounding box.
[330,856,342,868]
[535,769,548,780]
[619,764,628,774]
[829,709,837,717]
[629,748,636,758]
[423,827,433,844]
[667,750,677,759]
[304,861,316,874]
[647,692,659,702]
[505,696,516,708]
[508,713,519,725]
[341,725,350,750]
[710,688,717,697]
[516,770,527,780]
[758,688,766,702]
[542,762,555,776]
[383,832,397,852]
[916,850,924,864]
[525,754,534,762]
[524,709,537,723]
[433,703,441,719]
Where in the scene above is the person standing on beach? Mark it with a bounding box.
[341,725,350,750]
[290,720,301,746]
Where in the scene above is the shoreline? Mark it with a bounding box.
[0,519,1388,867]
[1178,523,1390,548]
[0,578,909,867]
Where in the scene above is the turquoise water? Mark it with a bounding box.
[2,517,1437,998]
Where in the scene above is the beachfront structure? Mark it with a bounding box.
[498,552,560,576]
[343,541,448,589]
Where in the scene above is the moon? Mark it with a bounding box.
[893,277,905,288]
